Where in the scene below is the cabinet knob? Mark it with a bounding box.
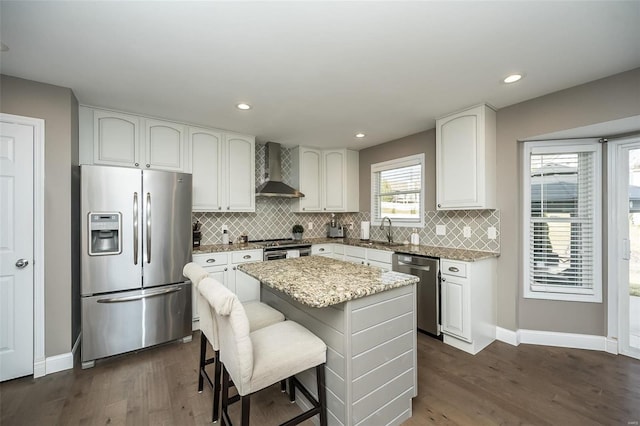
[218,207,222,210]
[224,267,228,271]
[361,261,365,264]
[135,162,139,167]
[437,203,441,208]
[227,206,230,210]
[302,208,305,211]
[206,258,216,263]
[233,266,237,270]
[324,208,327,211]
[146,164,150,168]
[441,277,446,282]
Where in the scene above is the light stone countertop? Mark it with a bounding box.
[193,237,499,261]
[237,255,419,308]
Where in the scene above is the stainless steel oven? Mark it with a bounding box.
[252,239,312,261]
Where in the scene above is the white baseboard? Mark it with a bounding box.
[41,333,81,376]
[496,327,520,346]
[33,360,46,378]
[496,327,614,353]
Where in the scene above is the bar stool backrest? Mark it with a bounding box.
[183,262,220,349]
[198,277,254,394]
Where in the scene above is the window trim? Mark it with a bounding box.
[522,139,602,303]
[371,153,425,228]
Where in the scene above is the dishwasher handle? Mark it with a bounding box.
[396,260,431,272]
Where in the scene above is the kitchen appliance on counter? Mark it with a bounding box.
[252,239,312,260]
[392,253,441,337]
[327,223,345,238]
[80,165,192,368]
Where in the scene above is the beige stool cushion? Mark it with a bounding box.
[201,278,327,396]
[183,263,284,351]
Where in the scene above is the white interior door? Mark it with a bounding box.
[0,119,34,381]
[614,138,640,360]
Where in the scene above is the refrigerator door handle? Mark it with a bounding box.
[146,192,151,264]
[96,286,182,303]
[133,192,139,265]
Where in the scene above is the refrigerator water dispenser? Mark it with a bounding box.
[88,212,122,255]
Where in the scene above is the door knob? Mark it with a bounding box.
[15,258,29,269]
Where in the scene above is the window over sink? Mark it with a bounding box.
[371,153,425,227]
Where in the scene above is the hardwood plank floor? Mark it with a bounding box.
[1,332,638,425]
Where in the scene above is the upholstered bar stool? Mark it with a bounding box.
[183,263,285,423]
[199,277,327,426]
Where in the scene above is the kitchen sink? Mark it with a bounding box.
[366,241,405,247]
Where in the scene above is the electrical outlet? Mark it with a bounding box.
[308,222,314,230]
[221,225,228,233]
[463,226,471,238]
[348,222,354,230]
[488,226,497,240]
[436,224,446,236]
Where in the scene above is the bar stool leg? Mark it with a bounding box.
[288,377,296,402]
[221,367,230,426]
[316,364,327,426]
[280,379,286,392]
[213,350,222,422]
[198,332,206,392]
[241,395,251,426]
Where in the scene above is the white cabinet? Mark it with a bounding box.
[82,107,187,172]
[311,243,334,258]
[291,147,322,212]
[225,134,255,212]
[190,129,255,212]
[192,249,262,325]
[340,245,393,271]
[291,147,359,212]
[436,104,496,210]
[440,258,496,355]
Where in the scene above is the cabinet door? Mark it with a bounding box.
[225,134,255,211]
[299,148,323,211]
[93,110,140,167]
[323,150,345,211]
[233,267,260,302]
[144,119,186,171]
[441,275,471,342]
[190,127,223,211]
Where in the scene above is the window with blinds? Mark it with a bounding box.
[523,141,602,302]
[371,154,425,226]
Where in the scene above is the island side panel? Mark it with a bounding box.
[348,284,417,426]
[260,286,348,426]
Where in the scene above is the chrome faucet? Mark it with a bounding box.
[380,216,393,243]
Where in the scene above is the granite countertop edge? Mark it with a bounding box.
[194,238,499,261]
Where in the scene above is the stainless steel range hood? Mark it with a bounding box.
[256,142,305,198]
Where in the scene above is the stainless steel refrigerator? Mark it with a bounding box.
[80,165,192,367]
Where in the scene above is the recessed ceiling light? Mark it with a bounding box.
[236,103,252,110]
[0,42,9,52]
[503,74,523,84]
[355,133,366,138]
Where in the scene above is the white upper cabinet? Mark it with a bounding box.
[225,134,255,212]
[291,147,359,213]
[436,104,496,210]
[92,109,140,167]
[144,119,186,171]
[190,127,223,211]
[83,107,187,172]
[290,147,322,212]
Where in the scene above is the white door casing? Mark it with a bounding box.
[0,116,40,380]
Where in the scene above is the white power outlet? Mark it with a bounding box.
[487,226,497,240]
[436,224,446,236]
[221,225,228,233]
[463,226,471,238]
[348,222,354,230]
[308,222,314,230]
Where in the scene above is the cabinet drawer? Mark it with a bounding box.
[441,259,467,278]
[192,252,228,267]
[367,248,393,263]
[344,245,366,259]
[231,250,263,264]
[312,244,333,255]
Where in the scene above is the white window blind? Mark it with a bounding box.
[523,141,602,302]
[371,154,424,226]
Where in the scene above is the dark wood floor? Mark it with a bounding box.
[1,332,639,425]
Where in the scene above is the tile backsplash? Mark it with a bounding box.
[193,143,500,253]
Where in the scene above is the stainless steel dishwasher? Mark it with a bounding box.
[392,253,440,336]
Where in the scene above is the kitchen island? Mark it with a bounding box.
[238,256,419,426]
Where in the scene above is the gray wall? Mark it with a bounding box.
[0,74,80,357]
[496,67,640,333]
[358,129,436,212]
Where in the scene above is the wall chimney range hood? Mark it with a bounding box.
[256,142,305,198]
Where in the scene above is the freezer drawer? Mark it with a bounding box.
[81,282,192,363]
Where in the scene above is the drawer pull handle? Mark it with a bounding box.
[243,254,251,259]
[319,248,325,252]
[448,266,459,272]
[206,259,216,263]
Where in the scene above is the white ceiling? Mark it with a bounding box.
[1,1,639,150]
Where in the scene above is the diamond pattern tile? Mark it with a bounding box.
[193,143,500,253]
